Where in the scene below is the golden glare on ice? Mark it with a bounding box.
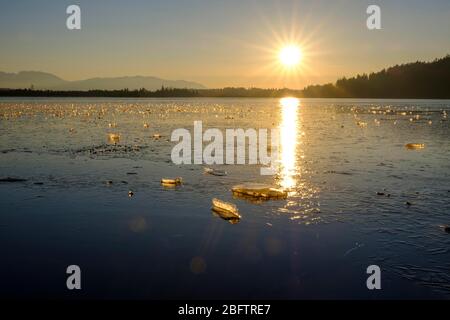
[279,97,300,190]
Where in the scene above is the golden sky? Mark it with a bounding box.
[1,0,450,88]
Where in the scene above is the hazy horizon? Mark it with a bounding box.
[1,0,450,89]
[1,53,449,91]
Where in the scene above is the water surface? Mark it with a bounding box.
[0,97,449,299]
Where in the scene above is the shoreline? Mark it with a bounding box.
[1,95,450,101]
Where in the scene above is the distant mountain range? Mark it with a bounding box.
[0,71,206,90]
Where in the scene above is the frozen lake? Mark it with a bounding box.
[0,97,449,299]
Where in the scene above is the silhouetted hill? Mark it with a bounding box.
[303,55,450,98]
[0,71,65,89]
[0,71,205,90]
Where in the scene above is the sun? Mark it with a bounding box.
[279,45,302,67]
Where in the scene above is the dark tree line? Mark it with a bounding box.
[0,86,302,98]
[303,55,450,98]
[1,55,449,98]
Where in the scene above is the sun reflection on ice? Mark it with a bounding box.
[279,97,300,191]
[277,97,321,222]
